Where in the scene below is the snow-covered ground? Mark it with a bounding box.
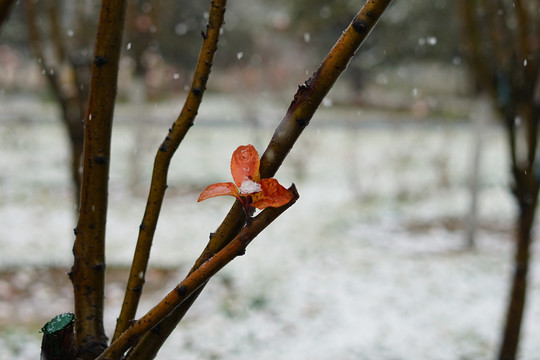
[1,95,539,359]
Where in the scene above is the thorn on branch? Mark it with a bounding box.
[201,30,208,40]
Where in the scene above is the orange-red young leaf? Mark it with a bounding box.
[231,145,260,187]
[251,178,294,209]
[198,182,239,202]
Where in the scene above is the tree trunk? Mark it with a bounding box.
[499,169,539,359]
[70,0,127,357]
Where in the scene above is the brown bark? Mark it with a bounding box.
[69,0,127,358]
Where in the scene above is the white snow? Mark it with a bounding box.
[0,96,539,359]
[238,179,261,195]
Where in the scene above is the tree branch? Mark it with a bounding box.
[47,3,67,63]
[112,0,227,342]
[202,0,394,284]
[69,0,127,358]
[98,187,298,360]
[211,0,394,298]
[129,0,394,355]
[23,0,64,109]
[23,0,86,207]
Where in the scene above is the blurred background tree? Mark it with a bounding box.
[22,0,97,207]
[276,0,460,89]
[458,1,540,359]
[3,0,463,97]
[0,0,466,206]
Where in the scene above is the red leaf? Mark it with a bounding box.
[251,178,293,210]
[198,182,240,202]
[231,144,260,187]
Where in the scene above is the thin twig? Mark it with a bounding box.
[69,0,127,358]
[129,0,394,355]
[112,0,227,342]
[98,187,298,360]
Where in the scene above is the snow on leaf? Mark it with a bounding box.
[199,144,293,211]
[239,179,262,195]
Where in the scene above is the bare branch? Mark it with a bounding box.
[99,187,298,360]
[129,0,394,355]
[112,0,227,342]
[70,0,127,358]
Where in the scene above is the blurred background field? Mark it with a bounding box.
[1,0,540,359]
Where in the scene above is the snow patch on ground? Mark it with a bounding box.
[1,103,539,359]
